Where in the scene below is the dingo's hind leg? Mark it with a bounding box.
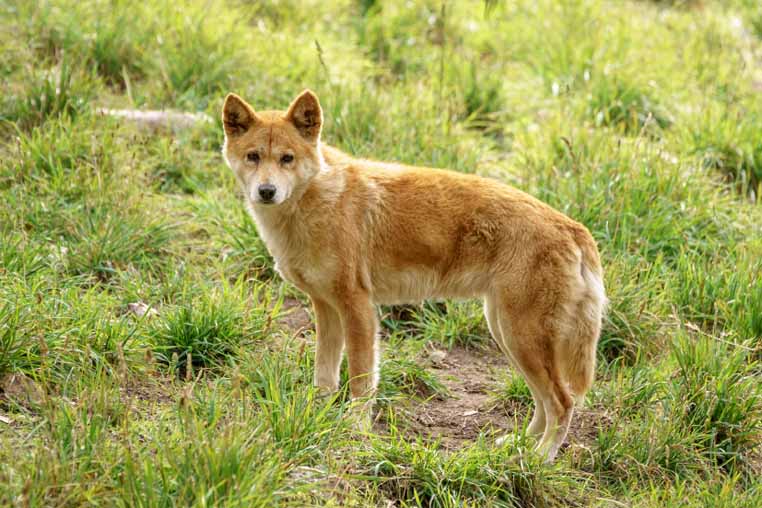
[494,295,574,463]
[485,296,546,439]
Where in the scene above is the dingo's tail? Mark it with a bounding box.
[564,235,606,404]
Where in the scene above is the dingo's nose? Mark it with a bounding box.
[258,184,276,202]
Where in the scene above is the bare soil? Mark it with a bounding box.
[381,345,514,450]
[279,296,314,336]
[389,345,612,451]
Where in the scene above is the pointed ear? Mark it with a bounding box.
[286,89,322,142]
[222,93,258,137]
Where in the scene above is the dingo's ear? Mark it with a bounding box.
[222,93,258,137]
[286,89,322,142]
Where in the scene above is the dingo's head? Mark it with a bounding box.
[222,90,324,207]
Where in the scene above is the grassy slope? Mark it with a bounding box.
[1,0,762,505]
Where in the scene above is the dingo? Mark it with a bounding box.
[221,90,605,461]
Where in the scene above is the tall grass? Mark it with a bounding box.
[1,0,761,505]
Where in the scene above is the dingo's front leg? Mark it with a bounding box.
[311,297,344,393]
[338,291,378,400]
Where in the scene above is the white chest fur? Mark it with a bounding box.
[250,206,336,293]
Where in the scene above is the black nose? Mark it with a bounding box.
[258,184,276,202]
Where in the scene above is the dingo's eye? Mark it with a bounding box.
[280,154,294,164]
[246,151,260,163]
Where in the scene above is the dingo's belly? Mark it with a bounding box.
[369,265,491,304]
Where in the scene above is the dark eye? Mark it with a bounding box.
[246,151,260,163]
[280,154,294,164]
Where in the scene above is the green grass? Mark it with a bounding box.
[150,281,276,377]
[1,0,762,505]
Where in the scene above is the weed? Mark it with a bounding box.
[690,108,762,200]
[360,424,584,507]
[0,302,30,378]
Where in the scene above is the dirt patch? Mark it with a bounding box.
[120,374,175,408]
[279,296,314,336]
[567,405,612,448]
[379,345,609,451]
[749,446,762,477]
[380,345,515,449]
[0,373,46,408]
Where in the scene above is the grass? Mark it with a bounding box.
[150,281,275,377]
[1,0,762,505]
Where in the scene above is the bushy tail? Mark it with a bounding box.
[564,234,606,405]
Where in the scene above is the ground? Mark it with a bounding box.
[2,0,762,506]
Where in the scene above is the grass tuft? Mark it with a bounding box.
[359,424,584,507]
[416,301,488,350]
[587,76,671,135]
[690,109,762,199]
[668,333,762,474]
[2,58,95,128]
[151,283,274,377]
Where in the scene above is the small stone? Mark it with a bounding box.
[127,302,158,318]
[429,349,447,367]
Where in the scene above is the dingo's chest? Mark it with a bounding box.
[274,252,336,294]
[252,211,336,292]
